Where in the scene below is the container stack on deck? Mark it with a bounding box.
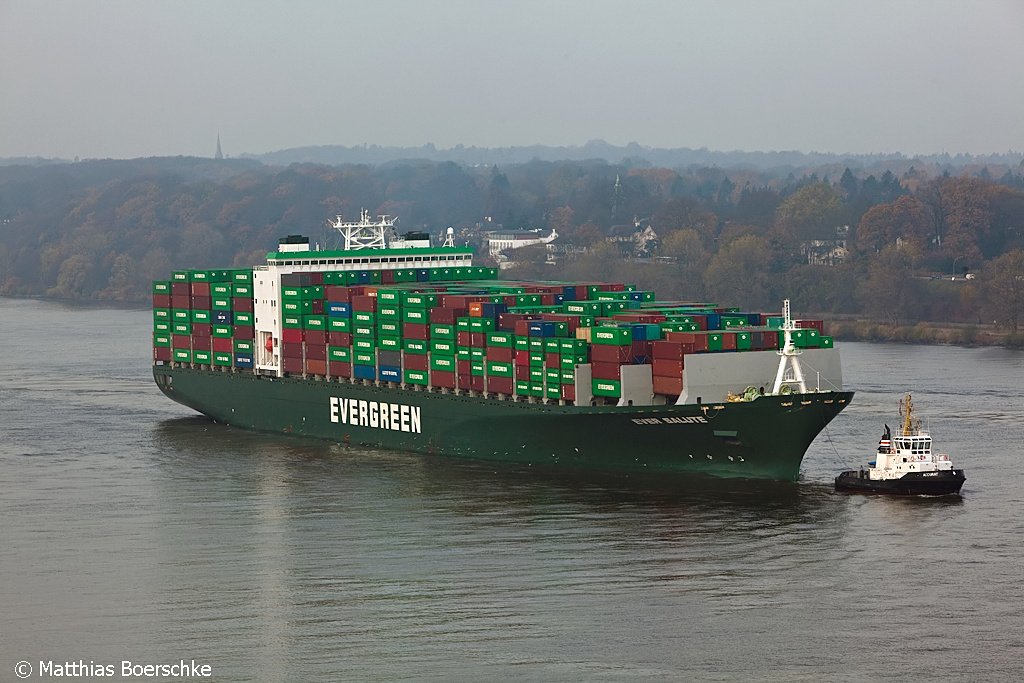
[152,269,255,370]
[154,266,833,404]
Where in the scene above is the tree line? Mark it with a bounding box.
[0,155,1022,339]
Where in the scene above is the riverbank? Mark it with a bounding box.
[826,319,1024,348]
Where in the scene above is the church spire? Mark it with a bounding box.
[214,134,223,160]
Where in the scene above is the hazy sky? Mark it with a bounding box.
[2,0,1022,159]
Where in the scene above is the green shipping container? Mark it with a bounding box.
[172,322,192,335]
[592,327,633,345]
[403,339,428,355]
[328,346,351,362]
[430,355,456,372]
[153,333,171,348]
[282,315,303,329]
[232,283,252,297]
[404,369,429,386]
[233,339,254,353]
[431,324,455,340]
[191,309,212,323]
[153,321,171,333]
[193,350,212,365]
[233,311,253,326]
[592,379,622,397]
[213,352,233,367]
[152,281,171,294]
[486,361,513,377]
[328,317,351,332]
[379,336,401,351]
[173,348,192,363]
[430,340,456,356]
[212,325,233,338]
[153,308,171,321]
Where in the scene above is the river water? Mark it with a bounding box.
[2,297,1022,682]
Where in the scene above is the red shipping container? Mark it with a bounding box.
[190,282,211,296]
[514,319,531,336]
[329,361,352,378]
[352,295,376,312]
[304,359,327,375]
[514,349,530,366]
[470,332,486,347]
[498,312,533,331]
[560,384,576,402]
[721,331,737,351]
[190,335,212,351]
[304,344,327,361]
[305,330,326,345]
[171,295,191,309]
[311,299,324,314]
[591,344,632,363]
[192,323,212,337]
[327,332,352,346]
[231,296,254,312]
[653,375,683,395]
[456,331,472,346]
[429,307,462,324]
[282,328,305,344]
[212,337,234,353]
[153,347,172,362]
[430,370,456,389]
[282,357,303,374]
[172,334,191,349]
[233,325,254,340]
[545,352,560,367]
[457,360,471,375]
[652,359,684,377]
[796,319,824,333]
[467,376,485,392]
[152,294,171,308]
[325,285,351,302]
[515,365,531,381]
[591,362,623,380]
[487,346,513,362]
[613,313,666,324]
[440,294,483,308]
[171,282,189,296]
[631,340,652,360]
[281,341,303,359]
[487,376,514,394]
[404,354,429,371]
[652,340,686,360]
[403,323,430,340]
[381,270,395,284]
[190,295,211,310]
[308,272,324,285]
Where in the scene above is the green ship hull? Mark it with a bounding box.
[154,365,853,481]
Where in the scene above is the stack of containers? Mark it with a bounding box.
[351,292,377,381]
[155,267,837,402]
[325,278,354,379]
[154,269,254,369]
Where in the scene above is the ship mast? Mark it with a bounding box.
[328,209,397,250]
[771,299,807,395]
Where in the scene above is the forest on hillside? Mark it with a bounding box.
[1,155,1023,339]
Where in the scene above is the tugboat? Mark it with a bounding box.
[835,394,965,496]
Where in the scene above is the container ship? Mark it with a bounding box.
[152,211,852,481]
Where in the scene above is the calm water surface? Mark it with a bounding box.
[2,298,1022,681]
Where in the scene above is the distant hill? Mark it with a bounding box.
[243,140,1024,173]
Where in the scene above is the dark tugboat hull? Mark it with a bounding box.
[835,469,966,496]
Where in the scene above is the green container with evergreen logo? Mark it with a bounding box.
[354,351,375,366]
[212,325,233,338]
[379,336,401,351]
[430,355,456,371]
[282,315,302,329]
[431,324,455,340]
[173,348,192,363]
[328,346,351,362]
[152,281,171,294]
[193,350,212,365]
[487,361,513,377]
[592,326,633,345]
[191,309,212,323]
[172,309,191,321]
[404,369,429,386]
[154,321,171,333]
[233,311,253,325]
[172,321,192,335]
[153,333,171,348]
[233,339,254,353]
[213,352,233,367]
[328,317,351,332]
[430,340,455,356]
[592,379,622,397]
[153,308,171,321]
[354,338,376,353]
